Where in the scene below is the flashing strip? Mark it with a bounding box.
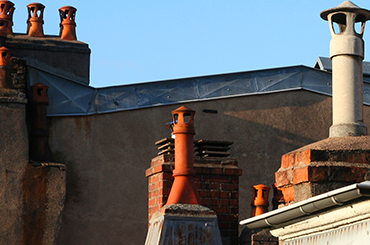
[27,64,370,116]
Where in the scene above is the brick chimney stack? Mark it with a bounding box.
[59,6,77,40]
[321,1,370,137]
[27,3,45,37]
[145,106,235,245]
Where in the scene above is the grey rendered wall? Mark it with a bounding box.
[49,90,350,244]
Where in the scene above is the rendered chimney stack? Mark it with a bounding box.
[27,3,45,37]
[0,1,14,35]
[59,6,77,40]
[250,184,270,217]
[0,46,12,89]
[321,1,370,137]
[166,106,201,205]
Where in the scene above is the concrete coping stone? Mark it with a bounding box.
[290,136,370,152]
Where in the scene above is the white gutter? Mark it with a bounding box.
[239,181,370,229]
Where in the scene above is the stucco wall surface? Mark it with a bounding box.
[48,90,366,245]
[0,102,28,245]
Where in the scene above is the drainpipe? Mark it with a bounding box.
[0,0,14,35]
[250,184,270,217]
[27,3,45,37]
[166,106,201,205]
[321,1,370,137]
[59,6,77,40]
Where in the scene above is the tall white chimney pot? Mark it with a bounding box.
[321,1,370,137]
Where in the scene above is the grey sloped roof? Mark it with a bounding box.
[27,60,370,117]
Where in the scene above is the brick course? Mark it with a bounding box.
[275,137,370,204]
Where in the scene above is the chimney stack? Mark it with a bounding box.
[145,106,223,245]
[275,2,370,206]
[321,1,370,137]
[59,6,77,40]
[27,3,45,37]
[0,0,14,35]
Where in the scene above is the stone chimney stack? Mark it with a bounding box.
[275,1,370,206]
[59,6,77,40]
[27,3,45,37]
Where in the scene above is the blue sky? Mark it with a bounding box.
[10,1,370,87]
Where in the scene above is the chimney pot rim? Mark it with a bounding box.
[321,1,370,21]
[59,6,77,11]
[27,2,45,8]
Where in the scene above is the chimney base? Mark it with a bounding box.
[329,123,367,137]
[275,136,370,205]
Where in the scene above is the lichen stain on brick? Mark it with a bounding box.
[22,164,49,245]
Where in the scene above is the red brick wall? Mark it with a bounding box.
[275,147,370,204]
[146,154,241,244]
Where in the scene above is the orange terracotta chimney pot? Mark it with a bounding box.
[0,19,10,37]
[165,106,201,205]
[250,184,270,217]
[27,3,45,37]
[0,0,15,35]
[0,46,12,89]
[0,46,11,66]
[59,6,77,40]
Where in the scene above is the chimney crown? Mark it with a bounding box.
[172,106,195,135]
[321,1,370,21]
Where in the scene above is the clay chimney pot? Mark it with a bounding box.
[0,46,11,66]
[250,184,270,217]
[0,0,15,34]
[31,82,49,104]
[27,2,45,37]
[59,6,77,40]
[166,106,201,205]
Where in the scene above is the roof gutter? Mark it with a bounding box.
[239,181,370,229]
